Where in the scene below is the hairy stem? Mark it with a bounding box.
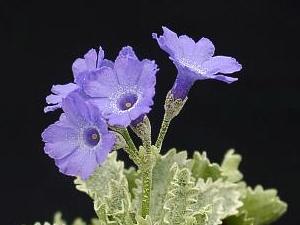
[121,128,138,152]
[155,114,171,151]
[143,137,152,152]
[123,146,140,166]
[141,152,153,218]
[112,127,140,165]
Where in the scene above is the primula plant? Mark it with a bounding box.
[37,27,287,225]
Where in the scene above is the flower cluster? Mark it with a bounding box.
[42,27,242,180]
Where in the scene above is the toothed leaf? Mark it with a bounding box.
[239,185,287,225]
[192,179,242,225]
[93,177,134,225]
[191,152,222,181]
[124,167,139,197]
[162,165,199,225]
[74,152,124,200]
[147,149,191,223]
[221,150,243,182]
[136,215,153,225]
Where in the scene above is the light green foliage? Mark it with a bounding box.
[225,185,287,225]
[74,152,124,200]
[220,150,243,183]
[162,165,199,225]
[29,149,286,225]
[72,218,87,225]
[192,178,243,225]
[191,152,221,181]
[243,186,287,225]
[75,152,134,225]
[135,215,153,225]
[53,212,66,225]
[148,149,191,222]
[94,178,132,222]
[224,211,254,225]
[124,167,139,197]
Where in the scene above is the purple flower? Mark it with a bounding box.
[44,83,78,113]
[82,46,158,127]
[72,47,113,85]
[42,92,115,180]
[153,27,242,99]
[44,47,112,113]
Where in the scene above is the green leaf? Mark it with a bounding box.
[30,149,287,225]
[221,150,243,183]
[94,204,117,225]
[74,152,124,200]
[162,165,199,225]
[106,179,130,214]
[147,149,191,223]
[124,167,139,197]
[192,179,242,225]
[90,218,103,225]
[72,218,87,225]
[135,215,153,225]
[74,152,134,225]
[191,152,222,181]
[93,177,134,225]
[224,211,254,225]
[53,212,66,225]
[238,185,287,225]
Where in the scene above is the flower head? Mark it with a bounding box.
[44,47,112,113]
[153,26,242,99]
[83,46,158,127]
[42,91,115,180]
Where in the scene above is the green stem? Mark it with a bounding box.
[121,128,138,152]
[141,153,152,218]
[155,114,171,151]
[143,138,152,152]
[111,126,153,217]
[113,127,140,165]
[123,146,140,166]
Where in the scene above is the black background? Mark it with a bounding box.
[1,0,299,225]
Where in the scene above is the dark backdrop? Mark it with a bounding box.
[1,0,299,225]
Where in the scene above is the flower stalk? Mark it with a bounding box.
[113,124,154,218]
[131,117,154,217]
[140,146,154,218]
[111,126,140,165]
[155,114,171,151]
[155,92,187,151]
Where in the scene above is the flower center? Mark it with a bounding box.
[84,128,100,147]
[125,102,132,108]
[118,93,138,111]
